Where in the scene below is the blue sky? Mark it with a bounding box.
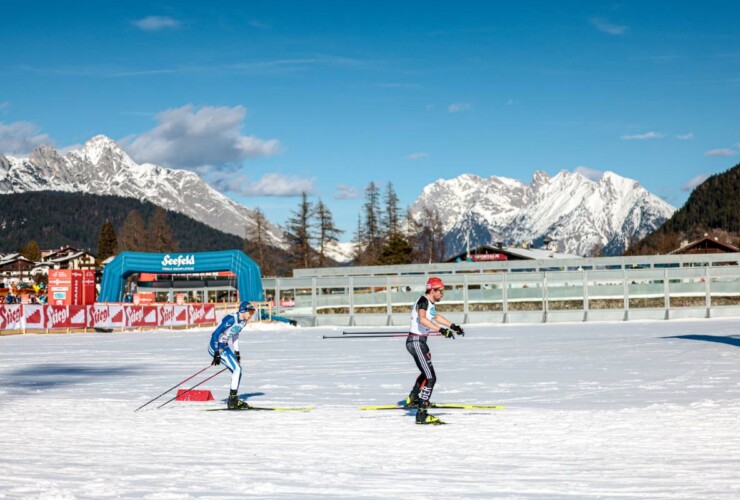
[1,1,738,241]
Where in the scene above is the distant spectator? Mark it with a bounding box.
[4,294,15,304]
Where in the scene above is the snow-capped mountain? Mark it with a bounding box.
[0,136,286,248]
[410,170,676,257]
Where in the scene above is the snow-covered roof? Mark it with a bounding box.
[47,251,95,264]
[503,247,582,260]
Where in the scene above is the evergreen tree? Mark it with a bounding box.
[411,206,446,263]
[117,209,147,252]
[97,220,118,262]
[20,240,41,262]
[382,182,401,237]
[362,182,383,264]
[245,207,273,276]
[285,192,314,268]
[352,214,365,263]
[626,162,740,255]
[378,232,413,265]
[313,199,344,267]
[147,208,177,253]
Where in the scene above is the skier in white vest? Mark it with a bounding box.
[406,277,465,425]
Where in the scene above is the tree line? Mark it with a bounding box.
[279,181,447,269]
[625,162,740,255]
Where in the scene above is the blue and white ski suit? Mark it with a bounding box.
[208,312,247,392]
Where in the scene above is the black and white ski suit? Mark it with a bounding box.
[406,295,438,406]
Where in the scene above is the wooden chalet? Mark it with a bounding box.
[446,244,581,263]
[670,236,740,255]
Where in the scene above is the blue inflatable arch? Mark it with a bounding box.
[98,250,264,303]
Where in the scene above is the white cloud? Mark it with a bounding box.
[0,121,52,155]
[590,17,628,35]
[133,16,180,31]
[241,173,316,197]
[681,174,709,191]
[205,170,315,197]
[574,166,603,182]
[448,102,472,113]
[335,184,361,200]
[675,133,694,140]
[704,148,735,157]
[121,104,279,169]
[406,152,429,160]
[620,131,664,140]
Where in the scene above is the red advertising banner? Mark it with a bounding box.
[1,303,218,332]
[48,269,73,305]
[188,304,216,324]
[22,305,45,329]
[45,305,71,329]
[160,305,189,327]
[44,305,87,329]
[87,304,112,329]
[48,269,96,305]
[108,304,125,328]
[472,253,508,262]
[126,306,159,327]
[81,270,96,305]
[69,306,87,329]
[0,305,23,330]
[133,292,155,305]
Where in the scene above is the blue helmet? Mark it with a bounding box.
[238,301,255,314]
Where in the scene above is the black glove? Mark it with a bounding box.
[289,320,298,327]
[439,327,455,339]
[450,324,465,336]
[211,351,221,366]
[235,351,241,363]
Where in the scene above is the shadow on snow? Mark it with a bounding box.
[663,334,740,348]
[0,363,141,392]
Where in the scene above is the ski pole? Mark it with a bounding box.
[156,368,228,409]
[342,330,409,335]
[323,333,442,339]
[134,364,213,412]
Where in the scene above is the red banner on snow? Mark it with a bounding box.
[0,305,23,330]
[0,303,216,332]
[125,306,159,327]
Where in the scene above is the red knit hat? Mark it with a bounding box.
[426,277,445,291]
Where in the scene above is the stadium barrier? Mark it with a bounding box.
[0,303,218,334]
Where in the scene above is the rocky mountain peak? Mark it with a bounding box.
[411,170,675,257]
[0,136,287,249]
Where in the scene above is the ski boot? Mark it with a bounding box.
[227,390,249,410]
[404,391,421,409]
[415,408,444,425]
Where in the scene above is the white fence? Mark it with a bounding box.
[263,254,740,326]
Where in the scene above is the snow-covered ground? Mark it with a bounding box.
[2,318,740,499]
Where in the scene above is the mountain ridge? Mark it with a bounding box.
[1,136,286,248]
[410,169,675,257]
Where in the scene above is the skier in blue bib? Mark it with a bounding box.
[406,277,465,424]
[209,301,256,409]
